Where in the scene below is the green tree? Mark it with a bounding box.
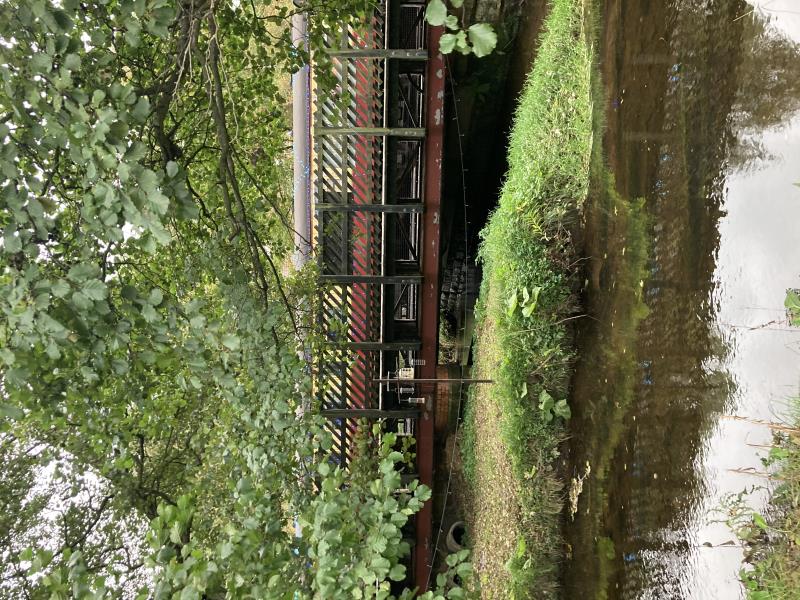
[0,1,470,597]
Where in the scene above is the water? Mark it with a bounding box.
[563,1,800,598]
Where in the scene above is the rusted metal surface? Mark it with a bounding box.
[414,20,445,594]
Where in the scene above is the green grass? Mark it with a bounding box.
[738,405,800,599]
[460,0,593,596]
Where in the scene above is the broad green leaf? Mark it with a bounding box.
[3,232,21,254]
[72,291,92,310]
[0,348,15,366]
[0,404,24,420]
[131,96,150,121]
[221,334,240,351]
[63,53,81,71]
[388,564,405,581]
[554,399,571,420]
[506,289,518,316]
[785,289,800,325]
[82,279,108,301]
[455,30,469,55]
[538,390,554,411]
[467,23,497,58]
[424,0,447,27]
[140,304,158,323]
[521,302,536,318]
[439,33,458,54]
[68,263,97,282]
[148,288,164,306]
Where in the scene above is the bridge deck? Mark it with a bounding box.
[311,0,445,590]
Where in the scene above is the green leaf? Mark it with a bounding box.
[121,285,138,301]
[554,399,571,420]
[439,33,458,54]
[51,8,73,31]
[148,288,164,306]
[68,263,97,282]
[82,279,108,301]
[467,23,497,58]
[63,53,81,71]
[538,390,554,412]
[131,96,150,122]
[444,15,459,30]
[0,404,24,420]
[3,232,21,254]
[388,564,405,581]
[51,279,71,298]
[506,289,518,316]
[455,30,470,55]
[221,334,240,351]
[786,289,800,325]
[752,513,768,531]
[72,291,92,310]
[785,289,800,310]
[220,542,234,560]
[521,302,536,318]
[0,348,15,366]
[424,0,447,27]
[148,190,170,215]
[140,304,158,323]
[166,161,179,178]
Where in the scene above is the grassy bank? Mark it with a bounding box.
[738,405,800,599]
[459,0,593,596]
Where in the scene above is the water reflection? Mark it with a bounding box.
[563,0,800,598]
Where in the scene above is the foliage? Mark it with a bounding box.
[0,0,470,597]
[724,413,800,600]
[424,0,497,58]
[537,390,571,423]
[460,0,593,596]
[785,289,800,327]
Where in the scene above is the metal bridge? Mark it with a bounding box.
[310,0,446,590]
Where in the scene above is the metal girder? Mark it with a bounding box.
[315,203,424,213]
[319,274,422,284]
[414,21,447,594]
[323,341,421,351]
[321,408,420,419]
[314,126,425,138]
[326,48,428,60]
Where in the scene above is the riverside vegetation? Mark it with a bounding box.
[737,294,800,599]
[459,0,593,596]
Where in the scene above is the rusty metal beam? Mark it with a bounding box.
[319,274,422,284]
[373,378,493,384]
[321,408,420,419]
[315,202,424,213]
[326,48,428,60]
[414,23,446,594]
[314,126,425,138]
[324,341,421,351]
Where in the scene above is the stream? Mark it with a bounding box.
[563,0,800,598]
